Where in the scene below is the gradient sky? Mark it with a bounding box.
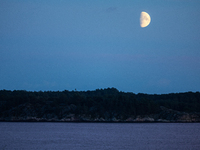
[1,0,200,94]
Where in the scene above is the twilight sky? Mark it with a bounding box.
[0,0,200,94]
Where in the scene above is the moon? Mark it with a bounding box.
[140,11,151,28]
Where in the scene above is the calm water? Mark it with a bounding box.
[0,122,200,150]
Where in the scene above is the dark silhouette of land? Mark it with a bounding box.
[0,88,200,122]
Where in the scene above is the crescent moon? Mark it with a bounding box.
[140,11,151,28]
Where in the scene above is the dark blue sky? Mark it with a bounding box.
[1,0,200,94]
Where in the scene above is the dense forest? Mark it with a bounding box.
[0,88,200,122]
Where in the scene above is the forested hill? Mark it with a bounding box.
[0,88,200,122]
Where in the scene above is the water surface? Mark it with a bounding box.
[0,122,200,150]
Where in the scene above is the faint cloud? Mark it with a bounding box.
[106,7,117,13]
[43,81,57,88]
[157,79,171,87]
[148,78,171,89]
[22,81,57,91]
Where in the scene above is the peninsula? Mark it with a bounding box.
[1,88,200,122]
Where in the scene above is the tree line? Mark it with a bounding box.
[0,88,200,119]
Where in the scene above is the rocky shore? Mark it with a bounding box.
[1,104,200,122]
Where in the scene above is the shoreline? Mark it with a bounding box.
[1,120,200,123]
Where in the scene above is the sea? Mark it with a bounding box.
[0,122,200,150]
